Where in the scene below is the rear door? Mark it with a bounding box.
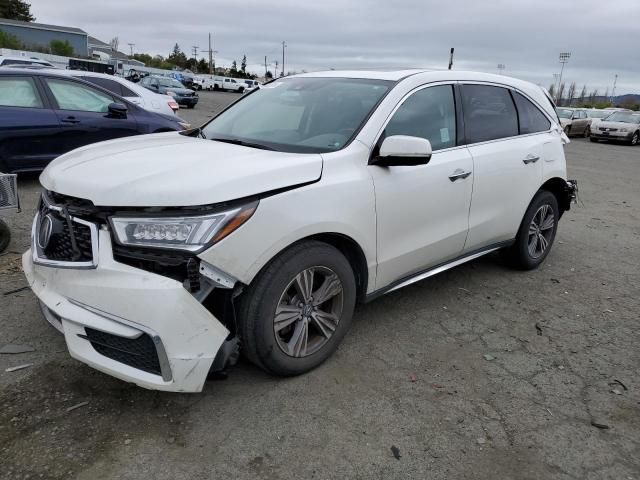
[461,84,549,252]
[42,77,140,152]
[0,75,61,172]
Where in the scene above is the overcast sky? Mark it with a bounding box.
[27,0,640,94]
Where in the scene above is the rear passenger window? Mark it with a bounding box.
[513,92,551,134]
[0,77,43,108]
[461,85,518,143]
[80,77,123,96]
[384,85,456,151]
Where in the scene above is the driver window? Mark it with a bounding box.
[384,85,456,151]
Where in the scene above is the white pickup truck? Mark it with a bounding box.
[194,76,245,93]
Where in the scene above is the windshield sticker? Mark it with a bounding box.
[440,128,450,143]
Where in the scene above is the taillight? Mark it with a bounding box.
[168,101,179,112]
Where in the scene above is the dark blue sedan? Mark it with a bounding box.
[0,69,189,173]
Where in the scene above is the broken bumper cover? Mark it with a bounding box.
[22,229,229,392]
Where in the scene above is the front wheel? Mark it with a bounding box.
[0,219,10,253]
[564,125,571,136]
[590,137,598,143]
[506,190,559,270]
[584,126,590,138]
[630,131,639,146]
[238,241,356,376]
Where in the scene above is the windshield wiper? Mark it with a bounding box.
[209,137,274,151]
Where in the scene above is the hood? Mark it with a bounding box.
[40,133,323,207]
[162,87,193,95]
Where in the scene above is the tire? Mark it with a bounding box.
[213,84,219,91]
[238,87,244,93]
[506,190,559,270]
[238,240,357,376]
[564,125,571,136]
[187,104,195,109]
[630,131,639,146]
[590,137,598,143]
[584,125,590,138]
[0,219,10,253]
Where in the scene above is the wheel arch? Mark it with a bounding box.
[540,177,570,216]
[245,232,370,303]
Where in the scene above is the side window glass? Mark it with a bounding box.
[384,85,456,151]
[0,77,43,108]
[512,92,551,134]
[81,76,123,97]
[46,79,114,113]
[461,84,518,143]
[119,83,137,97]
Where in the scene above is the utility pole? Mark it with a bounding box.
[448,47,454,70]
[127,43,135,56]
[208,34,213,75]
[264,55,267,78]
[611,74,618,103]
[281,41,287,77]
[556,52,571,103]
[275,60,278,77]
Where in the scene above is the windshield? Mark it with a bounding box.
[556,108,573,119]
[587,110,610,119]
[604,112,640,123]
[202,77,393,153]
[157,78,185,88]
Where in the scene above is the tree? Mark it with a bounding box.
[566,82,576,106]
[265,70,273,79]
[168,43,188,69]
[589,89,599,104]
[603,88,609,102]
[0,29,22,49]
[579,85,587,105]
[241,55,247,74]
[49,39,74,56]
[557,82,566,106]
[197,58,208,73]
[0,0,35,22]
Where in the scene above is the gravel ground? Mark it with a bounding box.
[0,92,639,479]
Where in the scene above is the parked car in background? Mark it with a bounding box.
[590,111,640,145]
[0,69,189,173]
[585,109,611,128]
[242,79,260,92]
[34,69,179,115]
[556,107,591,137]
[139,76,199,108]
[23,70,577,392]
[169,71,194,89]
[0,56,55,68]
[193,76,217,91]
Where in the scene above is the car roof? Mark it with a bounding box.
[0,55,52,63]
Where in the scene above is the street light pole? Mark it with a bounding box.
[127,43,135,57]
[556,52,571,105]
[281,41,287,77]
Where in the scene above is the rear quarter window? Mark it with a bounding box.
[512,92,551,134]
[0,77,43,108]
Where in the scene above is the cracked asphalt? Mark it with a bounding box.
[1,92,639,479]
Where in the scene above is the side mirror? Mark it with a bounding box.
[371,135,433,166]
[107,102,128,118]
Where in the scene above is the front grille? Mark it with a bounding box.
[84,327,162,376]
[600,127,618,132]
[35,196,96,265]
[43,212,93,262]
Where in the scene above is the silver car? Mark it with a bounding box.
[590,111,640,145]
[556,108,591,137]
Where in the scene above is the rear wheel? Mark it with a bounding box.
[630,131,639,146]
[590,137,598,143]
[506,190,559,270]
[584,125,590,138]
[238,241,356,376]
[0,219,10,253]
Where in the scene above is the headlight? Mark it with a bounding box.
[620,128,628,132]
[110,202,257,252]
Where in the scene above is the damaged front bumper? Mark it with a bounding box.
[23,228,231,392]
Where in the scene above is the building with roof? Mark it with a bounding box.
[0,17,88,56]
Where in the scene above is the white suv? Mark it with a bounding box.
[23,70,577,392]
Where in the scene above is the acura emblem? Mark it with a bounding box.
[37,214,54,249]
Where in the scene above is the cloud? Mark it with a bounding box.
[27,0,640,94]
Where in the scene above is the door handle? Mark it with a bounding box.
[448,169,472,182]
[523,154,540,164]
[61,117,80,124]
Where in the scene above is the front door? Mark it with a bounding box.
[42,77,139,153]
[369,84,473,289]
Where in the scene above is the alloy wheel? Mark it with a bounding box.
[632,132,639,146]
[527,204,555,259]
[273,266,344,358]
